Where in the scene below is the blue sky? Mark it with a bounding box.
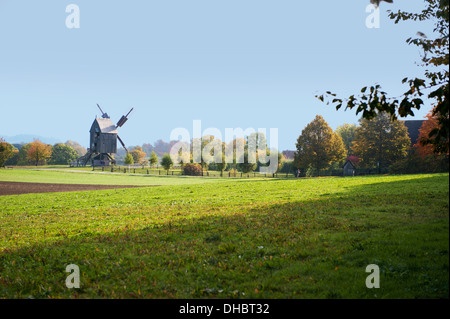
[0,0,436,151]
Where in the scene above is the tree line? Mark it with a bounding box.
[121,133,283,176]
[0,140,85,167]
[294,111,448,177]
[1,108,448,175]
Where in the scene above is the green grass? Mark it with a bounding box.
[0,168,247,186]
[0,170,448,299]
[5,165,298,178]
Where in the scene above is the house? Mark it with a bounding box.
[343,160,356,176]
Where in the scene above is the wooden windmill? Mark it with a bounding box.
[77,104,133,166]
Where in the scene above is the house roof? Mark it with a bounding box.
[402,120,424,145]
[91,117,118,134]
[343,160,356,169]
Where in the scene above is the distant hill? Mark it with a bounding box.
[1,134,62,145]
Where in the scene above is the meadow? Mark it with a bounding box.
[0,169,448,299]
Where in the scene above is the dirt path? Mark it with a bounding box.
[0,181,152,196]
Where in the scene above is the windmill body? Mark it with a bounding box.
[76,105,133,166]
[90,117,118,154]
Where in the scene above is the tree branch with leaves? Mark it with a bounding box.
[317,0,449,154]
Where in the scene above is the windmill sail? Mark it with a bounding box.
[117,135,128,153]
[116,108,133,127]
[97,104,110,118]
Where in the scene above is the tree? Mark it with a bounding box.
[257,149,282,173]
[149,150,158,168]
[415,109,449,158]
[124,152,134,165]
[153,139,178,157]
[294,115,346,175]
[0,138,16,167]
[49,143,79,165]
[27,140,52,166]
[318,0,449,154]
[215,142,228,176]
[336,124,357,156]
[4,148,20,166]
[190,135,217,172]
[130,146,147,166]
[238,146,257,174]
[247,132,267,155]
[352,113,411,173]
[160,153,173,173]
[226,137,246,169]
[16,143,31,165]
[65,140,87,157]
[246,132,281,172]
[142,143,154,157]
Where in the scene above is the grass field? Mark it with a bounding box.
[0,169,448,299]
[0,168,240,186]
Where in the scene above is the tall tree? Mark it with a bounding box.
[336,124,357,156]
[352,113,411,173]
[215,142,228,176]
[27,140,52,166]
[247,132,267,155]
[294,115,346,174]
[318,0,449,154]
[226,137,246,166]
[0,138,16,167]
[238,145,257,174]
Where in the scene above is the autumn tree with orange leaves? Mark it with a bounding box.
[27,140,52,166]
[0,138,17,167]
[415,110,449,158]
[130,146,147,166]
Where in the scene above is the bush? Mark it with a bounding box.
[182,163,203,176]
[207,162,218,171]
[278,160,296,174]
[389,152,449,174]
[228,168,238,177]
[305,165,318,177]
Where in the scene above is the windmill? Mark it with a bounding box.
[77,104,134,166]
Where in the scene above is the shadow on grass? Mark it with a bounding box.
[0,174,448,299]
